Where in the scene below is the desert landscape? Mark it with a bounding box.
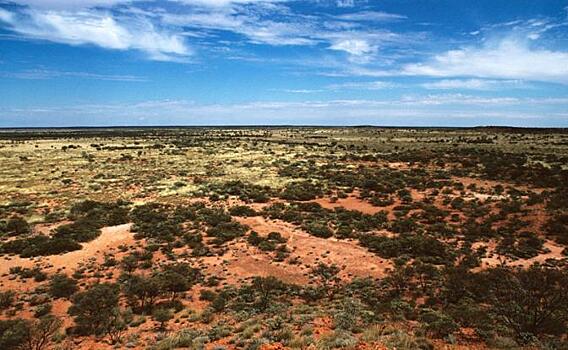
[0,127,566,349]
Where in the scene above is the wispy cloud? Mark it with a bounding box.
[335,0,355,8]
[327,80,396,90]
[421,79,529,90]
[158,5,320,46]
[334,37,568,84]
[401,38,568,84]
[329,38,376,56]
[1,0,567,129]
[0,7,191,61]
[0,8,14,22]
[174,0,285,7]
[274,80,396,93]
[273,88,325,93]
[0,69,147,81]
[6,0,134,10]
[335,11,406,22]
[3,96,567,127]
[0,0,414,65]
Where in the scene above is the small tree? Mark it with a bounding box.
[488,265,568,342]
[152,308,172,330]
[251,276,285,311]
[121,254,138,273]
[0,290,15,310]
[0,319,28,350]
[420,309,458,339]
[311,263,341,300]
[123,274,161,313]
[6,217,30,236]
[49,274,78,299]
[69,283,120,335]
[22,316,62,350]
[0,316,61,350]
[105,309,128,344]
[155,270,190,301]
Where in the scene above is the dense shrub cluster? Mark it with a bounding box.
[205,276,294,314]
[206,221,248,245]
[0,316,61,350]
[247,231,287,252]
[278,161,448,204]
[448,149,568,188]
[130,202,183,241]
[49,273,79,298]
[201,181,272,203]
[496,231,544,259]
[262,202,387,239]
[359,234,454,264]
[54,200,130,242]
[1,200,129,257]
[279,181,324,201]
[345,263,568,345]
[543,213,568,245]
[2,217,30,237]
[228,205,258,217]
[122,262,201,314]
[68,283,121,336]
[131,202,250,249]
[1,235,81,257]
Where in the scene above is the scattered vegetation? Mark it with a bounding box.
[0,127,567,349]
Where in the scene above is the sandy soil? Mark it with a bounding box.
[312,194,384,215]
[453,176,547,194]
[474,239,565,269]
[0,223,134,291]
[234,216,392,282]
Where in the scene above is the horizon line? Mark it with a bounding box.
[1,125,567,131]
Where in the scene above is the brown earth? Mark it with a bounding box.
[0,223,134,291]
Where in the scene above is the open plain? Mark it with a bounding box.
[0,127,567,349]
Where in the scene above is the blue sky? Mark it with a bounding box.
[0,0,568,127]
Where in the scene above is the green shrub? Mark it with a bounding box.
[0,319,28,350]
[280,181,323,201]
[0,290,15,310]
[229,205,258,217]
[315,330,357,350]
[49,274,78,299]
[150,329,203,350]
[5,217,30,236]
[206,221,248,245]
[152,308,173,330]
[419,309,459,338]
[69,283,120,335]
[2,235,82,257]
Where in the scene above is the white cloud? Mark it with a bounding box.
[273,88,324,93]
[0,8,191,60]
[335,11,406,22]
[275,80,396,93]
[162,5,403,53]
[160,7,318,46]
[1,0,409,64]
[3,96,567,127]
[330,38,376,56]
[398,93,521,106]
[174,0,283,7]
[0,68,146,81]
[402,38,568,84]
[421,79,528,90]
[0,8,14,22]
[335,0,354,8]
[327,80,396,90]
[7,0,134,10]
